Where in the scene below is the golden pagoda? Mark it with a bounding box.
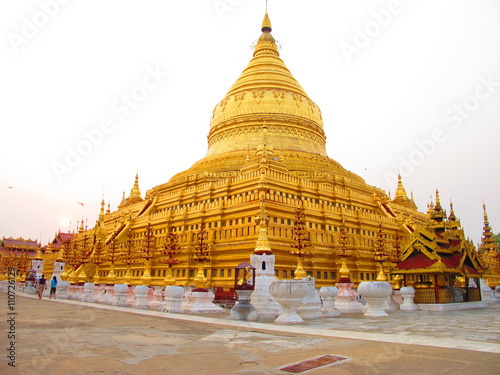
[50,11,486,290]
[478,203,500,286]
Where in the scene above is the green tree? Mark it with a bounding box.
[494,233,500,245]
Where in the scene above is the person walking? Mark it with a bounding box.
[37,275,47,299]
[49,276,58,299]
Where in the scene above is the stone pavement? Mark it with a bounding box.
[1,292,499,375]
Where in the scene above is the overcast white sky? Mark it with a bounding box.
[1,0,499,246]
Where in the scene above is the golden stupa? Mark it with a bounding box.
[49,12,492,289]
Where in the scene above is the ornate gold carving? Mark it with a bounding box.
[292,93,303,107]
[272,90,286,104]
[219,98,229,113]
[208,124,326,149]
[252,90,266,104]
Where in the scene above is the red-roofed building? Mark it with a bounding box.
[0,237,41,257]
[395,193,484,304]
[41,231,75,278]
[0,237,41,278]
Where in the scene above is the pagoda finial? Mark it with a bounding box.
[435,189,442,209]
[427,198,434,215]
[253,199,272,254]
[262,10,272,32]
[392,173,416,209]
[448,200,457,221]
[430,190,446,223]
[130,172,141,199]
[395,173,408,199]
[254,5,277,57]
[479,202,496,254]
[99,197,105,222]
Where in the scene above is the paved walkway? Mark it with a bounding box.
[1,293,499,374]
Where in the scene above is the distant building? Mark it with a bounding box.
[396,193,484,303]
[0,237,41,277]
[0,237,40,257]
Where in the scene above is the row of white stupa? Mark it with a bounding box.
[5,249,497,322]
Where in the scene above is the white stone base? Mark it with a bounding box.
[298,276,322,320]
[113,284,130,307]
[250,275,282,321]
[383,292,399,312]
[417,301,488,311]
[161,286,185,313]
[358,281,393,317]
[230,289,257,321]
[335,282,364,314]
[23,281,37,295]
[81,283,96,303]
[181,290,224,314]
[271,280,309,324]
[319,287,341,317]
[133,285,150,310]
[149,287,165,310]
[57,281,70,299]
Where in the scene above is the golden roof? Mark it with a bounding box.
[206,12,326,159]
[163,11,365,186]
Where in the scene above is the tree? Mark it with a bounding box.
[494,233,500,246]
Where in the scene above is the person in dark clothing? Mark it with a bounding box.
[37,275,47,299]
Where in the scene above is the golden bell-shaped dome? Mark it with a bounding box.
[166,12,364,185]
[206,12,326,158]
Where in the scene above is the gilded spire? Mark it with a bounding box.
[448,201,457,221]
[435,189,442,210]
[254,199,272,254]
[34,246,43,260]
[479,202,497,254]
[392,174,416,209]
[395,174,408,199]
[431,189,446,223]
[130,173,141,200]
[427,198,434,215]
[99,198,105,222]
[262,11,272,32]
[255,11,277,56]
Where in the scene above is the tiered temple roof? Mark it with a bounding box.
[0,237,40,257]
[397,193,482,277]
